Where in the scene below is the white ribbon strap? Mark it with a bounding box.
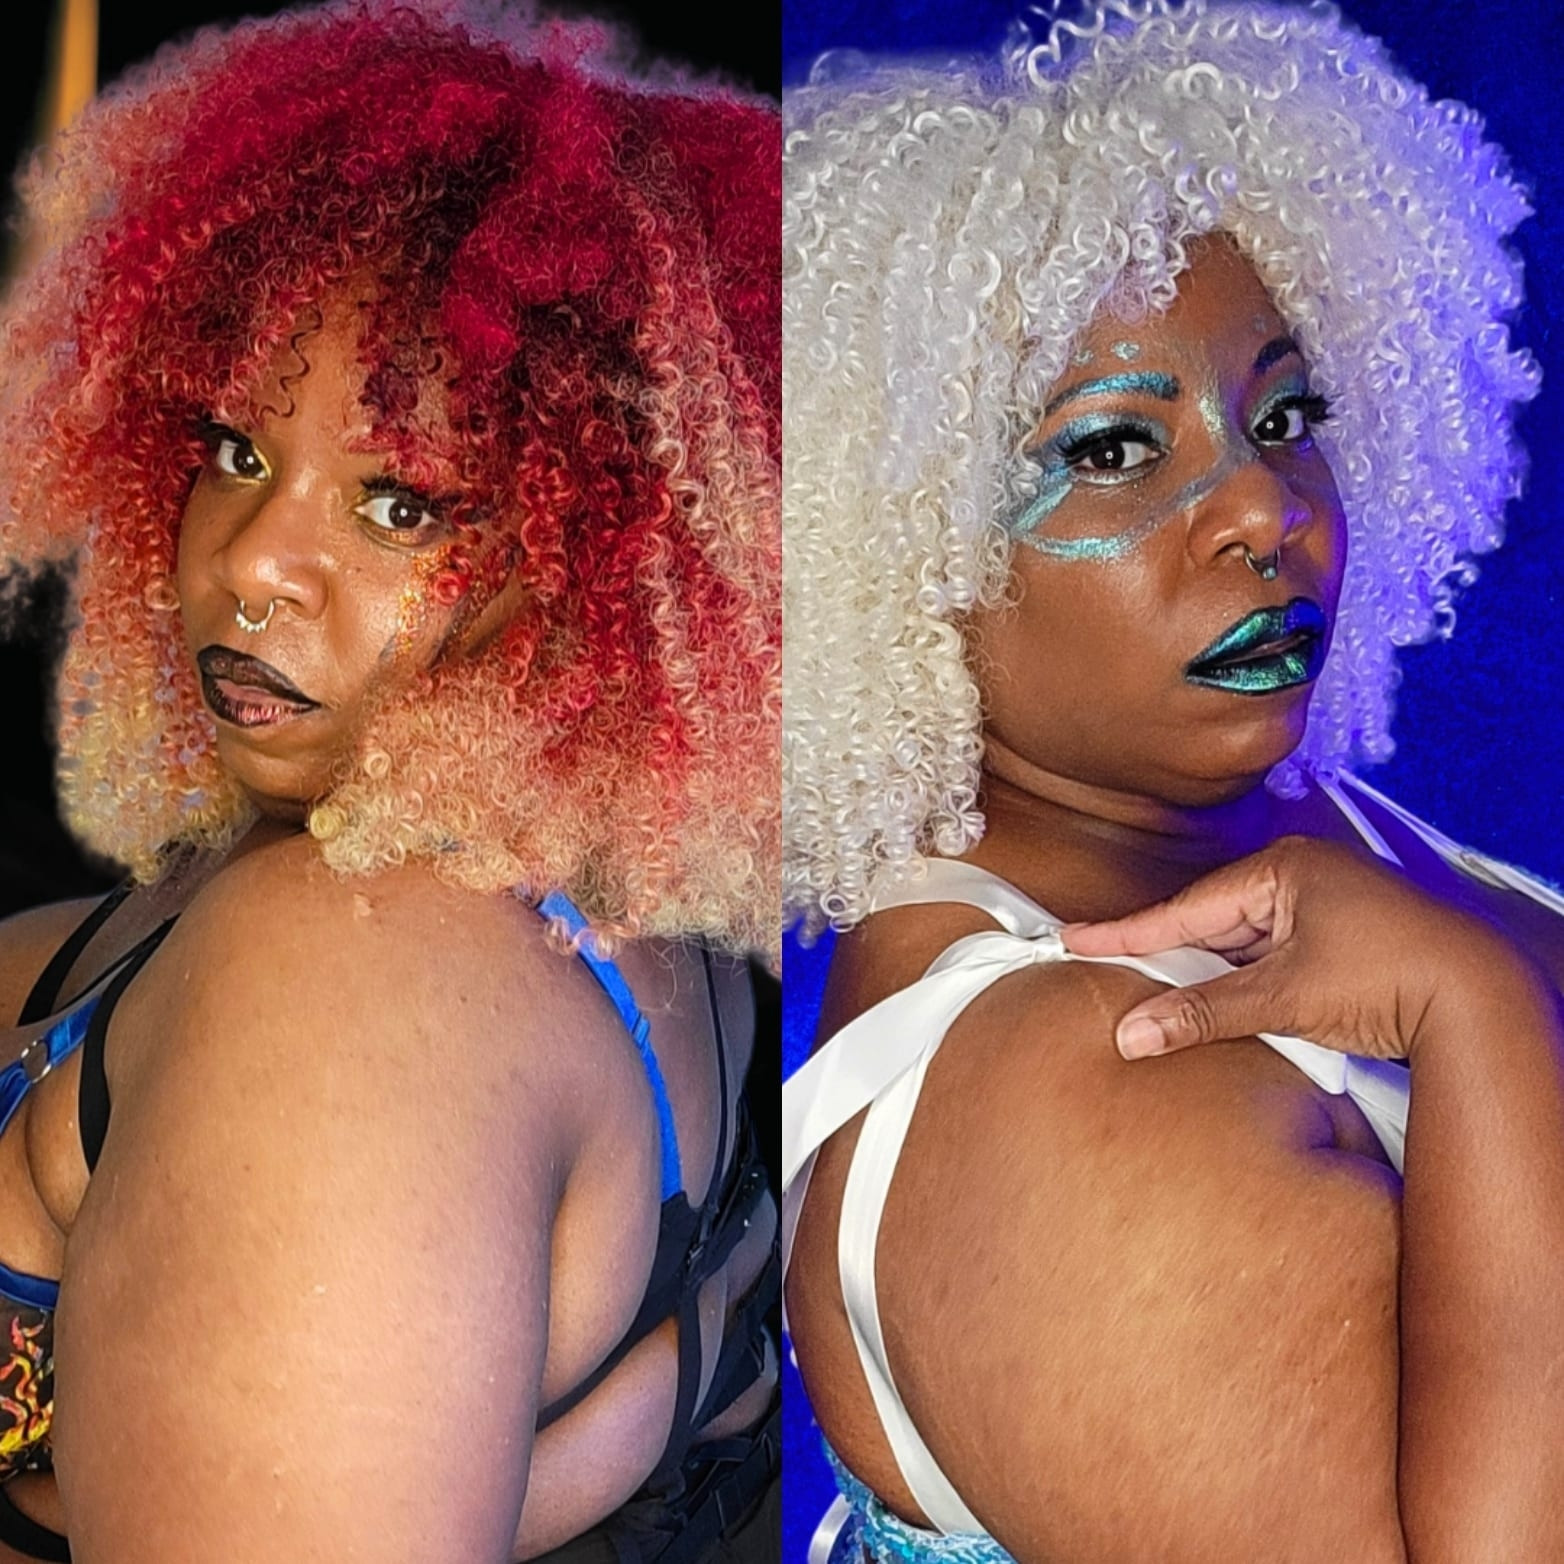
[808,1494,853,1564]
[1337,770,1564,919]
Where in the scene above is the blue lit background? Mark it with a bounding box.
[781,2,1564,1555]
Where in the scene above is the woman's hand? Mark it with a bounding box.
[1062,835,1530,1064]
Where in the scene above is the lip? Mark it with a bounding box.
[1185,598,1327,695]
[196,645,320,727]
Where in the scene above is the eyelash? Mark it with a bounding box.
[1254,392,1334,444]
[198,420,268,480]
[1055,421,1161,471]
[357,476,446,539]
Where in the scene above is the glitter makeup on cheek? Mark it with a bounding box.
[1198,381,1226,446]
[1010,411,1172,560]
[390,548,450,660]
[1014,366,1320,565]
[1020,513,1166,561]
[1010,469,1074,538]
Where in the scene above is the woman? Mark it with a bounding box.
[0,3,780,1560]
[782,2,1564,1558]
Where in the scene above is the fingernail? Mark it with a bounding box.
[1117,1017,1166,1060]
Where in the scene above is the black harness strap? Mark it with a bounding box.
[78,921,178,1175]
[16,883,133,1026]
[0,1486,70,1561]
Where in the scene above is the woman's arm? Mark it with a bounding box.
[793,947,1408,1563]
[1398,952,1564,1558]
[49,847,584,1564]
[1069,839,1564,1560]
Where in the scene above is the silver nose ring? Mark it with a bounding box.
[235,599,276,634]
[1243,548,1280,582]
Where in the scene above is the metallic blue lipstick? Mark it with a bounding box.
[1185,597,1326,695]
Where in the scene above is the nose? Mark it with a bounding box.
[210,483,329,626]
[1185,452,1312,572]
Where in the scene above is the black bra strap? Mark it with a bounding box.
[79,919,179,1174]
[649,1121,771,1482]
[650,1286,706,1487]
[699,947,731,1201]
[16,882,133,1026]
[537,947,748,1438]
[0,1486,71,1561]
[691,1248,778,1432]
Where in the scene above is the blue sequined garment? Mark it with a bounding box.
[823,1446,1019,1564]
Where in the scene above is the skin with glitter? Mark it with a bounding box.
[392,550,449,661]
[1011,346,1319,563]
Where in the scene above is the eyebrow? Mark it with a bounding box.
[1044,370,1180,417]
[1254,336,1301,375]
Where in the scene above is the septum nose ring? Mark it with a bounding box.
[1243,547,1280,582]
[235,598,277,634]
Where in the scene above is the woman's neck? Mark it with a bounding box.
[979,753,1289,862]
[968,754,1319,923]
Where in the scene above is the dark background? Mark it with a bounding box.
[780,2,1564,1558]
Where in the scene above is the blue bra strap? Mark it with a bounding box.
[538,893,683,1200]
[0,1259,58,1313]
[0,999,99,1312]
[0,996,99,1142]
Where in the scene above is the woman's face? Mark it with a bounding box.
[176,305,521,817]
[970,238,1348,810]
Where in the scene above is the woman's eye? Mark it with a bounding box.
[1065,435,1160,477]
[1254,405,1308,443]
[356,493,440,534]
[1253,393,1332,446]
[203,428,268,481]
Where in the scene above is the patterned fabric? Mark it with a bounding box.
[822,1448,1017,1564]
[0,1309,53,1479]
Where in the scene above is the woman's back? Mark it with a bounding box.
[786,772,1564,1563]
[0,833,776,1558]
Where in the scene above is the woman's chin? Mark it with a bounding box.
[1178,695,1312,798]
[212,735,326,823]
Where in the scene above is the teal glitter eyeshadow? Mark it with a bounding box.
[1044,369,1178,415]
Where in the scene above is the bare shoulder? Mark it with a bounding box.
[96,836,619,1217]
[133,835,604,1071]
[792,952,1407,1563]
[175,833,562,991]
[0,893,106,1020]
[52,839,583,1558]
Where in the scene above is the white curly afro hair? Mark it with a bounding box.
[783,0,1539,934]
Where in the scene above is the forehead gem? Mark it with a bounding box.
[1111,341,1141,361]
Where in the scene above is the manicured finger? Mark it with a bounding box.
[1112,970,1274,1059]
[1063,868,1280,959]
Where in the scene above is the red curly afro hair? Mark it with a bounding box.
[0,0,779,954]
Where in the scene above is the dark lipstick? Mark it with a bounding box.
[1185,598,1327,695]
[196,645,320,728]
